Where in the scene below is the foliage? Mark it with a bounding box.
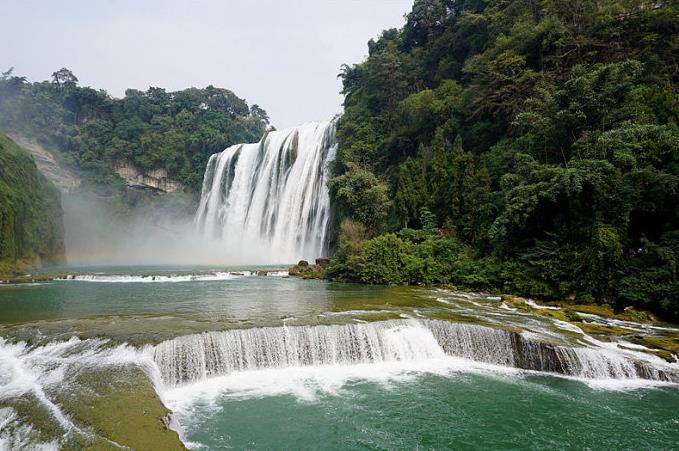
[330,0,679,319]
[0,133,64,272]
[0,69,268,193]
[327,164,391,233]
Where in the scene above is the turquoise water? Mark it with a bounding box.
[1,268,679,449]
[177,372,679,450]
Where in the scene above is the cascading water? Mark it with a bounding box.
[194,119,337,263]
[150,320,679,387]
[2,318,678,447]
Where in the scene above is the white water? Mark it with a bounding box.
[0,407,58,451]
[194,120,337,264]
[150,320,679,388]
[525,299,561,310]
[0,337,158,449]
[1,318,678,447]
[57,270,290,283]
[63,272,244,283]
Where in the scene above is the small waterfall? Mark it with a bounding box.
[152,320,445,387]
[194,120,337,263]
[151,320,679,387]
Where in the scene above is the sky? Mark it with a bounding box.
[0,0,413,128]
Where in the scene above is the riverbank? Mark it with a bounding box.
[287,262,679,363]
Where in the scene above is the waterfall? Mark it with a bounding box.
[194,120,337,263]
[151,320,679,387]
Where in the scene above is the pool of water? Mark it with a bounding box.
[173,369,679,450]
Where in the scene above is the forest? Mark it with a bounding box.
[326,0,679,320]
[0,68,269,193]
[0,132,64,271]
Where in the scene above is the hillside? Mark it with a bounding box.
[0,68,269,194]
[327,0,679,320]
[0,132,65,272]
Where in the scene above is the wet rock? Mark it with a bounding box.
[115,159,184,193]
[315,257,331,268]
[289,262,324,279]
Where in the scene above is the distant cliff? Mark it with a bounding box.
[0,132,65,272]
[115,160,183,193]
[7,133,80,193]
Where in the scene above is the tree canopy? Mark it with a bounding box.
[329,0,679,320]
[0,71,268,192]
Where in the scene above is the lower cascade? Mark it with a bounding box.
[151,320,679,387]
[194,120,337,263]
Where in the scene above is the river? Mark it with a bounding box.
[1,267,678,449]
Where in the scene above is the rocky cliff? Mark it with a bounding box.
[7,134,80,193]
[115,160,184,193]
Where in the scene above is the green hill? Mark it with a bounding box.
[0,132,65,273]
[0,68,268,194]
[328,0,679,320]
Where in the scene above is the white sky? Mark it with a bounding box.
[0,0,413,128]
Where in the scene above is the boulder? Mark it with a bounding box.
[315,257,331,268]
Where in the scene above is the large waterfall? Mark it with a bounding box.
[151,320,679,387]
[194,120,337,263]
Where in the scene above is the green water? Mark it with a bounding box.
[1,267,679,450]
[178,373,679,450]
[0,267,422,344]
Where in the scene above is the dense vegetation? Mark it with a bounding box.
[327,0,679,320]
[0,133,64,272]
[0,68,268,192]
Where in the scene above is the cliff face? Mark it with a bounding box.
[7,134,81,193]
[115,160,184,193]
[0,133,65,272]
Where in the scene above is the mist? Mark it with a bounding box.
[61,190,311,268]
[61,191,249,267]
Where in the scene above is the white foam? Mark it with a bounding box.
[62,272,246,283]
[578,312,679,333]
[266,271,289,277]
[320,309,395,317]
[617,340,653,351]
[0,336,159,447]
[162,352,678,419]
[162,356,514,409]
[553,320,585,334]
[0,407,58,451]
[525,299,561,310]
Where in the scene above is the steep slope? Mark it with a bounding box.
[0,132,65,272]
